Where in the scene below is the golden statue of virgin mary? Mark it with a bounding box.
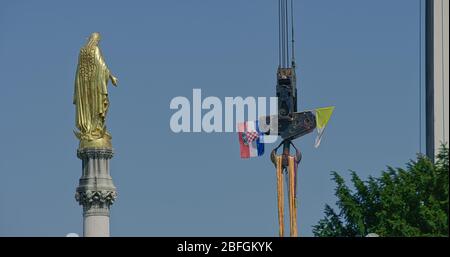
[73,32,118,149]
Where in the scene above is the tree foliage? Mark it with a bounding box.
[313,145,449,237]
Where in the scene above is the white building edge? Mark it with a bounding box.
[426,0,449,160]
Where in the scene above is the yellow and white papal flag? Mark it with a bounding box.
[314,106,335,148]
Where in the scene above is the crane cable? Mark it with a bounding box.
[291,0,296,67]
[278,0,295,68]
[278,0,282,67]
[285,0,289,68]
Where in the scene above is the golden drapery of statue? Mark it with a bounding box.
[73,32,118,149]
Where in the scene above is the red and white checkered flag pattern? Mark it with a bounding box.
[245,131,259,143]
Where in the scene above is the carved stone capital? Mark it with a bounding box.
[75,190,117,216]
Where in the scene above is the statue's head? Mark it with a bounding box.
[86,32,101,47]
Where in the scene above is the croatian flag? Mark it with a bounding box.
[238,120,264,159]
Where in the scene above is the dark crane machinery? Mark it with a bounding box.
[265,0,318,237]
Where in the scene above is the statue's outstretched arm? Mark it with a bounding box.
[97,46,118,87]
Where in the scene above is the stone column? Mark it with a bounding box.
[426,0,449,160]
[75,148,117,237]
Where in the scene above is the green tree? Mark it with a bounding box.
[313,145,449,237]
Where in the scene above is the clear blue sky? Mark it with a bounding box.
[0,0,423,236]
